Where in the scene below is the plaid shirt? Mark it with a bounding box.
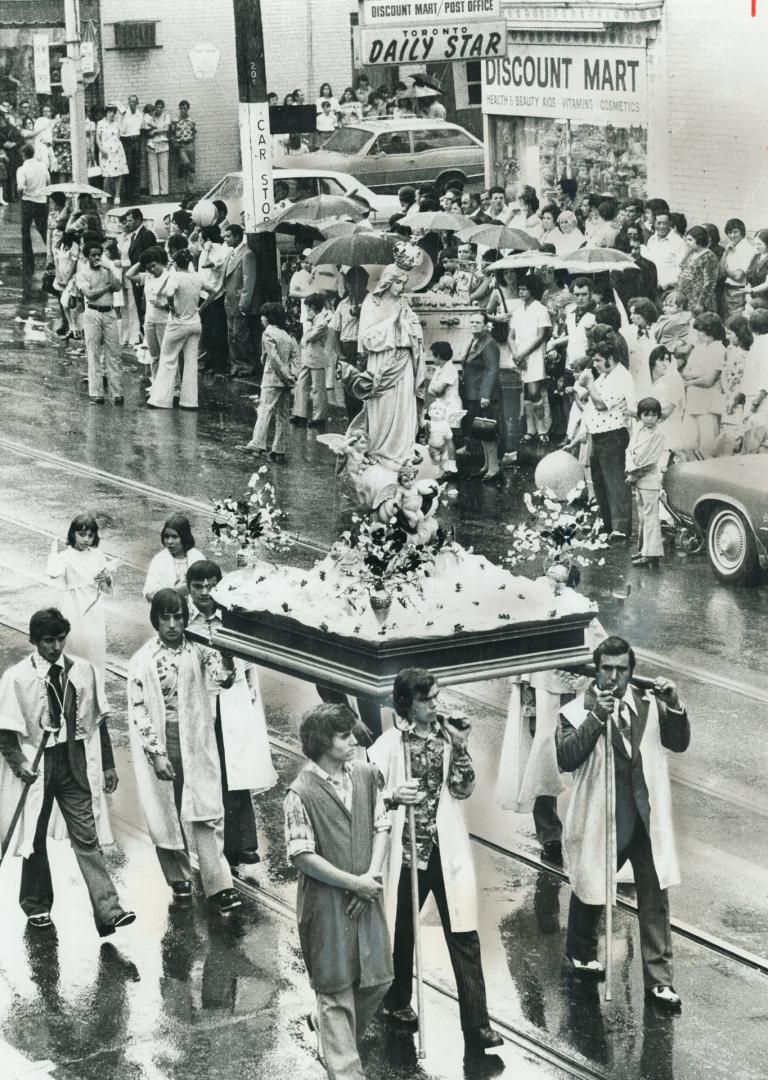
[284,760,389,862]
[401,723,475,870]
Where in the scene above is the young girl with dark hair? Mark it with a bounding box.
[143,515,205,601]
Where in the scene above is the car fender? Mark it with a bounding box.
[692,492,768,567]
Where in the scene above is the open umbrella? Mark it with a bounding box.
[42,181,109,201]
[489,251,568,272]
[405,210,476,233]
[396,85,442,100]
[307,230,398,267]
[563,248,635,273]
[270,194,371,226]
[457,223,541,252]
[315,219,359,239]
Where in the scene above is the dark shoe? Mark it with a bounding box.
[237,850,261,865]
[97,910,136,938]
[237,444,267,456]
[179,405,198,410]
[268,452,285,463]
[469,466,488,479]
[27,912,54,930]
[89,397,105,405]
[565,955,605,979]
[465,1025,504,1051]
[209,888,242,913]
[171,881,193,901]
[289,415,307,426]
[381,1003,418,1028]
[112,396,124,405]
[307,418,327,429]
[541,841,563,866]
[306,1012,325,1066]
[645,985,681,1012]
[481,470,501,484]
[633,556,660,568]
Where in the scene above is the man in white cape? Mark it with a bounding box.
[0,608,134,936]
[186,560,278,871]
[556,635,689,1011]
[126,588,241,914]
[368,666,502,1053]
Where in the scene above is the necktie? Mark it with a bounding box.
[47,664,64,731]
[615,702,632,743]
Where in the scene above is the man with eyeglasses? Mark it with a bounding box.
[186,560,277,872]
[0,608,134,936]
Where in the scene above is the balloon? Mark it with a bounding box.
[534,450,585,501]
[191,199,218,227]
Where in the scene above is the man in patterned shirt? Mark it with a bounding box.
[284,704,393,1079]
[127,588,241,914]
[369,667,502,1053]
[169,101,196,195]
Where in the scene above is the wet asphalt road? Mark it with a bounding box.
[0,258,767,1078]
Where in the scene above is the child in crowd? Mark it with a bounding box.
[426,341,464,475]
[654,289,695,362]
[291,292,331,428]
[736,309,768,451]
[626,396,666,567]
[101,237,124,338]
[143,514,206,601]
[47,513,112,693]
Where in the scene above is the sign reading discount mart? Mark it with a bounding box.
[360,0,500,26]
[482,44,648,127]
[361,22,505,64]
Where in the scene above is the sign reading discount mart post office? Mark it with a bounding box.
[482,44,648,127]
[361,0,500,26]
[361,21,505,64]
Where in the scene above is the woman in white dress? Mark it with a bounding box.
[47,514,112,693]
[96,104,129,205]
[510,274,553,442]
[143,514,205,601]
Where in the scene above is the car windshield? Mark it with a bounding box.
[207,175,243,201]
[321,127,371,155]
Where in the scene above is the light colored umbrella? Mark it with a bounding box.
[308,230,398,267]
[405,210,476,233]
[316,219,358,239]
[457,223,541,252]
[396,85,442,100]
[271,194,371,225]
[563,248,636,273]
[489,251,568,272]
[43,182,109,201]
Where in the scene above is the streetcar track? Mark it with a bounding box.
[2,432,768,705]
[0,608,765,979]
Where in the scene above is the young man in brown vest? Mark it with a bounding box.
[284,704,393,1079]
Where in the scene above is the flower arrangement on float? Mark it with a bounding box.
[506,481,608,572]
[210,467,293,564]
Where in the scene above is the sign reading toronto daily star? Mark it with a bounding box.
[360,0,504,64]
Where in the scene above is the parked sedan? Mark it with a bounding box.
[105,166,401,240]
[662,454,768,584]
[277,118,485,195]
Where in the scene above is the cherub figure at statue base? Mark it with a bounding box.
[375,463,441,547]
[425,400,459,476]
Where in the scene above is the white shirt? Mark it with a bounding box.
[582,363,637,434]
[510,299,551,383]
[120,108,143,137]
[565,305,596,369]
[642,231,687,290]
[16,157,49,203]
[198,242,230,296]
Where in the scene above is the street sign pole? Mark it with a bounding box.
[231,0,281,306]
[63,0,88,184]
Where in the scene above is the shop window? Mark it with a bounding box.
[466,62,482,107]
[113,21,158,50]
[454,61,483,110]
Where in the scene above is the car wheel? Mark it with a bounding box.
[436,171,466,196]
[706,506,760,585]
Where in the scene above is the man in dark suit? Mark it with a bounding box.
[459,311,501,481]
[125,208,157,330]
[557,636,689,1012]
[222,223,258,378]
[612,226,659,309]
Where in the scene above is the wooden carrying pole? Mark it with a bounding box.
[402,734,427,1059]
[604,699,617,1002]
[0,732,50,867]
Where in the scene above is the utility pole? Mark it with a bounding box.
[63,0,88,183]
[231,0,281,304]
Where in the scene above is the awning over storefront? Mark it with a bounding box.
[0,1,65,27]
[501,1,664,30]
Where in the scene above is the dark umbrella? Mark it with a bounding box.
[457,223,541,252]
[307,230,398,267]
[257,194,371,230]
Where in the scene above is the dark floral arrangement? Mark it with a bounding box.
[210,467,292,558]
[331,512,451,612]
[506,481,608,569]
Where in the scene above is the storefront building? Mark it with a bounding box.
[481,0,768,230]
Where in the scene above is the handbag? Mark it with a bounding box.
[470,410,498,442]
[489,288,510,345]
[41,268,57,296]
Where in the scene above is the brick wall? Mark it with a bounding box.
[100,0,354,193]
[651,0,768,231]
[100,0,240,190]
